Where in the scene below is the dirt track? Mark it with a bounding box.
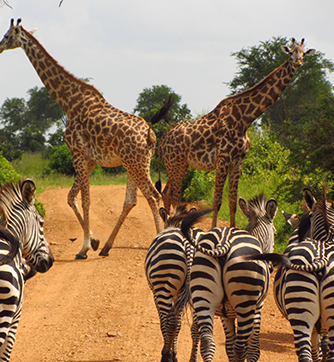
[11,184,298,362]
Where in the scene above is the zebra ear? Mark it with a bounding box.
[266,199,278,222]
[303,188,317,211]
[21,179,36,207]
[239,197,251,218]
[159,207,169,224]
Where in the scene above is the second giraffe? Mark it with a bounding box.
[157,38,315,228]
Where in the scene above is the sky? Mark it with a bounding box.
[0,0,333,118]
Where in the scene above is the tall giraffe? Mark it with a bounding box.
[0,18,167,259]
[157,38,315,228]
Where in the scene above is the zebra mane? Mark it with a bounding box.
[163,204,193,228]
[316,185,330,234]
[247,193,267,218]
[0,180,25,228]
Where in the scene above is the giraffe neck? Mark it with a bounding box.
[20,28,104,116]
[215,57,298,130]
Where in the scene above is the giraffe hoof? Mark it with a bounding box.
[91,238,100,251]
[99,247,110,257]
[75,253,88,260]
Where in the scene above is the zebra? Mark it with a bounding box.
[145,204,205,362]
[244,187,334,362]
[0,179,54,361]
[180,194,277,362]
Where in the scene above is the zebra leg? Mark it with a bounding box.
[190,254,223,362]
[246,304,264,362]
[310,328,321,362]
[285,273,320,362]
[189,317,200,362]
[158,308,178,362]
[221,317,236,362]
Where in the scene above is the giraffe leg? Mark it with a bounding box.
[228,161,243,228]
[162,162,188,214]
[133,170,164,235]
[211,162,229,228]
[99,173,138,256]
[68,160,98,259]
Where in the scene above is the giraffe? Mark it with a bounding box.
[157,38,315,229]
[0,18,168,259]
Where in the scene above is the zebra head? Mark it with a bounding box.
[302,186,334,243]
[0,179,54,273]
[239,194,278,253]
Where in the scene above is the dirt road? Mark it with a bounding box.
[11,184,297,362]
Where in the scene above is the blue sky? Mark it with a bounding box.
[0,0,333,117]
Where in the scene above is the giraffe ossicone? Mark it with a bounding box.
[0,18,172,258]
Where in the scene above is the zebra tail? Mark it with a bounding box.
[242,253,328,272]
[181,208,214,244]
[155,143,162,194]
[0,226,20,265]
[172,282,191,318]
[242,253,292,268]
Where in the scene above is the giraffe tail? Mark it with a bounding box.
[155,141,162,194]
[150,94,174,125]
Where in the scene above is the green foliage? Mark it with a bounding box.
[0,128,23,161]
[133,85,192,172]
[0,152,20,184]
[0,86,65,156]
[182,168,215,203]
[20,125,46,152]
[0,97,28,132]
[26,86,65,133]
[44,143,75,176]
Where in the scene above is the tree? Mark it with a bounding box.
[26,86,66,133]
[0,86,66,156]
[133,84,192,140]
[0,97,28,132]
[226,37,334,139]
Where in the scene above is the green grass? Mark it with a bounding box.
[12,152,161,193]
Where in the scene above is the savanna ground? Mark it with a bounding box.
[12,184,298,362]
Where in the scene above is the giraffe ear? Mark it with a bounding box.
[305,48,316,56]
[281,45,292,55]
[27,28,38,35]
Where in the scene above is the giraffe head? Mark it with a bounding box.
[281,38,315,68]
[0,18,36,54]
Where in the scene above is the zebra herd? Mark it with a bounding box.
[145,188,334,362]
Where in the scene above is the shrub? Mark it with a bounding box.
[0,152,20,184]
[44,144,75,176]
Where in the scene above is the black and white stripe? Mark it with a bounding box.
[145,205,203,362]
[0,179,53,361]
[181,194,277,362]
[247,187,334,362]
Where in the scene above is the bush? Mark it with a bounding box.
[0,152,20,184]
[44,144,75,176]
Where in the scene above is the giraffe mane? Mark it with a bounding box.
[22,27,105,101]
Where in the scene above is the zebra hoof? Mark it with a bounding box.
[75,253,88,260]
[91,238,100,251]
[99,247,110,257]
